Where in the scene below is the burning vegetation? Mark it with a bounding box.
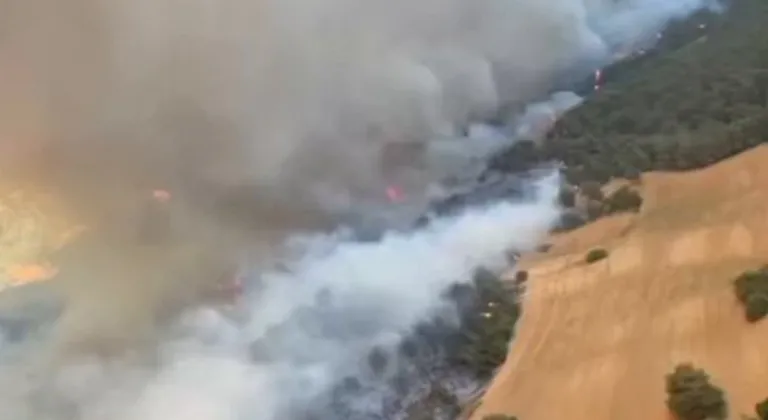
[0,0,752,418]
[0,184,79,286]
[489,0,768,232]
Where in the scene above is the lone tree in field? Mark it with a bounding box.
[665,363,727,420]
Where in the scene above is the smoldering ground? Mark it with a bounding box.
[0,0,714,418]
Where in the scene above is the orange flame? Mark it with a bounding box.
[6,263,58,284]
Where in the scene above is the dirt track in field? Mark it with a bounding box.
[470,145,768,420]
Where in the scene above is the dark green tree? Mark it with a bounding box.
[665,363,727,420]
[603,186,643,214]
[733,267,768,322]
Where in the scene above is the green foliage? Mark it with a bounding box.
[363,266,525,418]
[665,363,727,420]
[585,248,608,264]
[733,266,768,322]
[744,294,768,323]
[488,0,768,197]
[603,186,644,214]
[756,397,768,420]
[451,268,520,379]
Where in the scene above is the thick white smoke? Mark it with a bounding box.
[513,91,585,141]
[0,0,714,418]
[0,176,560,420]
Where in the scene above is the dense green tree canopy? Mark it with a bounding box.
[489,0,768,186]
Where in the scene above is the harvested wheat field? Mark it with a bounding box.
[470,145,768,420]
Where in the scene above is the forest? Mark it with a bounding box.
[488,0,768,187]
[375,0,768,417]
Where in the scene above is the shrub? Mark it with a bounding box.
[604,186,644,214]
[745,294,768,323]
[585,248,609,264]
[665,363,727,420]
[733,267,768,322]
[756,397,768,420]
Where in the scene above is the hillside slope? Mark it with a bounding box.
[488,0,768,186]
[470,145,768,419]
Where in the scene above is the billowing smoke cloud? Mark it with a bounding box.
[0,0,712,222]
[513,91,584,141]
[0,0,713,418]
[585,0,723,52]
[0,176,560,420]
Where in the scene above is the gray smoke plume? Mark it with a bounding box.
[0,0,714,418]
[0,0,714,220]
[0,177,561,420]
